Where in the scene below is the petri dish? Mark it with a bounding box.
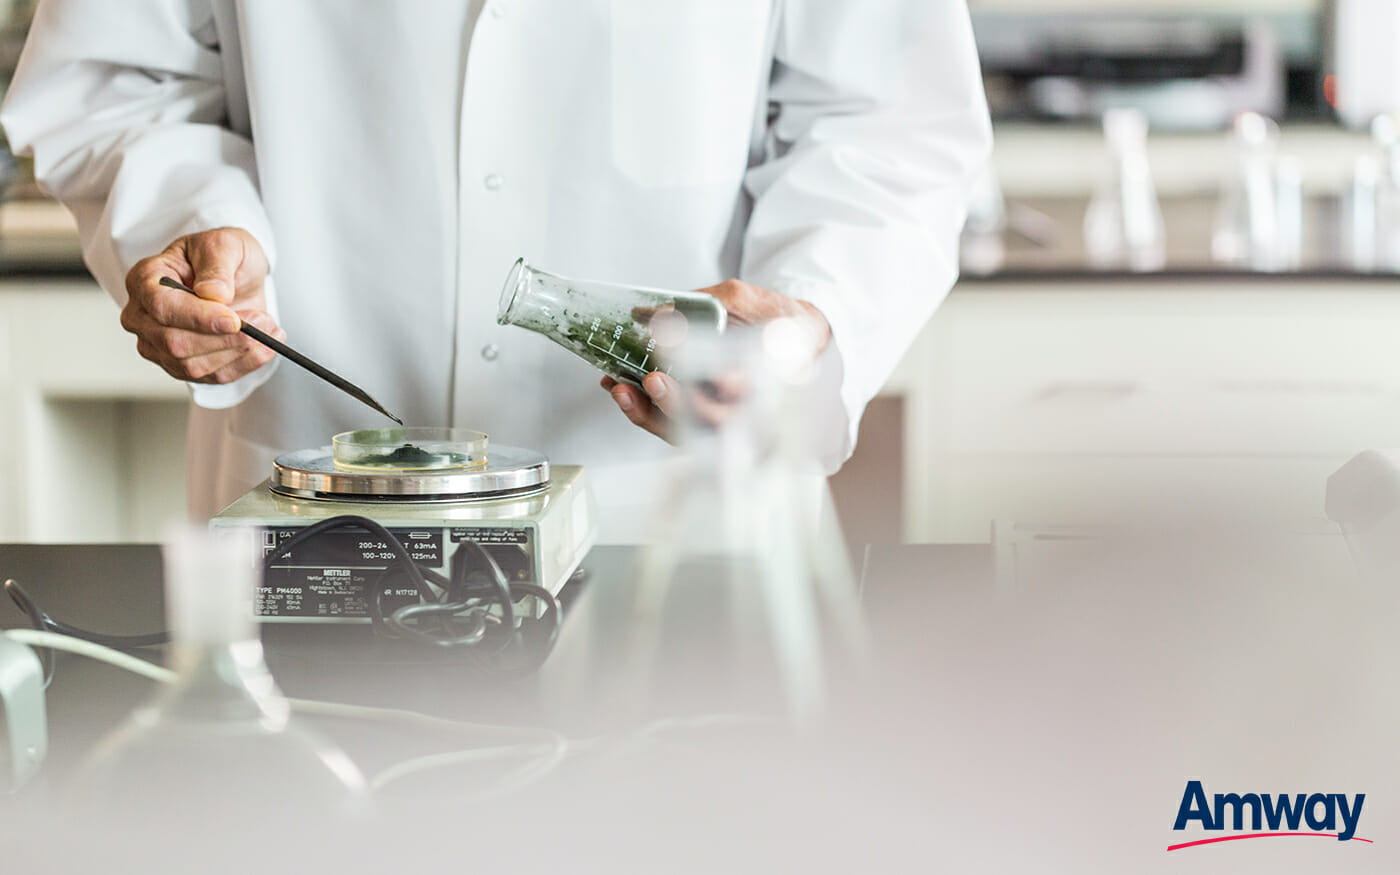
[332,428,489,472]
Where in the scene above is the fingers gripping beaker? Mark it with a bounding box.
[497,258,727,386]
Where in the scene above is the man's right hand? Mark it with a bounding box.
[122,227,284,384]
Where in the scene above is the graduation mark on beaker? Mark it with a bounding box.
[585,317,662,375]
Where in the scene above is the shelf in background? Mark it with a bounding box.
[0,198,87,277]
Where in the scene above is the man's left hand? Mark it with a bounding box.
[603,279,830,441]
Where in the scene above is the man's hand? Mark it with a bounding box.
[604,279,830,440]
[121,227,284,384]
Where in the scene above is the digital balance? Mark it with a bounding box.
[210,428,595,626]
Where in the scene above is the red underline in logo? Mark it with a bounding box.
[1168,833,1374,851]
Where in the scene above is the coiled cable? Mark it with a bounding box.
[5,515,565,684]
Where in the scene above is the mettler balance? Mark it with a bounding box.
[211,428,595,626]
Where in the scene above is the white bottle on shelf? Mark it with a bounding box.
[1369,113,1400,272]
[1347,153,1380,272]
[1084,108,1166,273]
[1213,112,1282,272]
[1274,155,1304,272]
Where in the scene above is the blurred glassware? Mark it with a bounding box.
[1212,112,1284,272]
[1083,108,1165,272]
[77,527,368,825]
[1274,154,1304,272]
[543,321,865,733]
[1369,113,1400,272]
[1346,153,1380,272]
[961,165,1007,276]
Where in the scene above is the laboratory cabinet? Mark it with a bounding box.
[904,276,1400,542]
[0,278,188,542]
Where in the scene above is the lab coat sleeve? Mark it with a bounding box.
[741,0,992,471]
[0,0,279,408]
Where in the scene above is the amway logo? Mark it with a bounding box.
[1168,780,1372,851]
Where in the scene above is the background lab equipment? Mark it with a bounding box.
[971,1,1293,128]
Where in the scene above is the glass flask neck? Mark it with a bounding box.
[496,257,548,332]
[158,638,291,727]
[152,527,292,727]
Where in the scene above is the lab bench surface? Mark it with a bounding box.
[0,541,992,780]
[5,537,1389,875]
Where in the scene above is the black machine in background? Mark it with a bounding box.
[970,5,1329,126]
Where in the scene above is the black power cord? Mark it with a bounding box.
[4,577,168,687]
[265,515,562,668]
[4,516,566,682]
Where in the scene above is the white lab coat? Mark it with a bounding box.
[2,0,990,541]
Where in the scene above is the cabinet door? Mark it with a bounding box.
[906,281,1400,542]
[1,281,187,541]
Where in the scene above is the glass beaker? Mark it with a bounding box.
[1368,113,1400,271]
[1212,112,1282,271]
[1083,108,1165,272]
[1274,155,1304,272]
[541,321,865,733]
[1347,154,1380,272]
[497,258,727,386]
[76,527,368,827]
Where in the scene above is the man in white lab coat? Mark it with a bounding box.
[1,1,990,540]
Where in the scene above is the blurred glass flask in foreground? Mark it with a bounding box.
[545,319,865,731]
[78,527,367,823]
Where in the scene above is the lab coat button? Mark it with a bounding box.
[490,3,507,20]
[484,173,503,191]
[481,344,499,361]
